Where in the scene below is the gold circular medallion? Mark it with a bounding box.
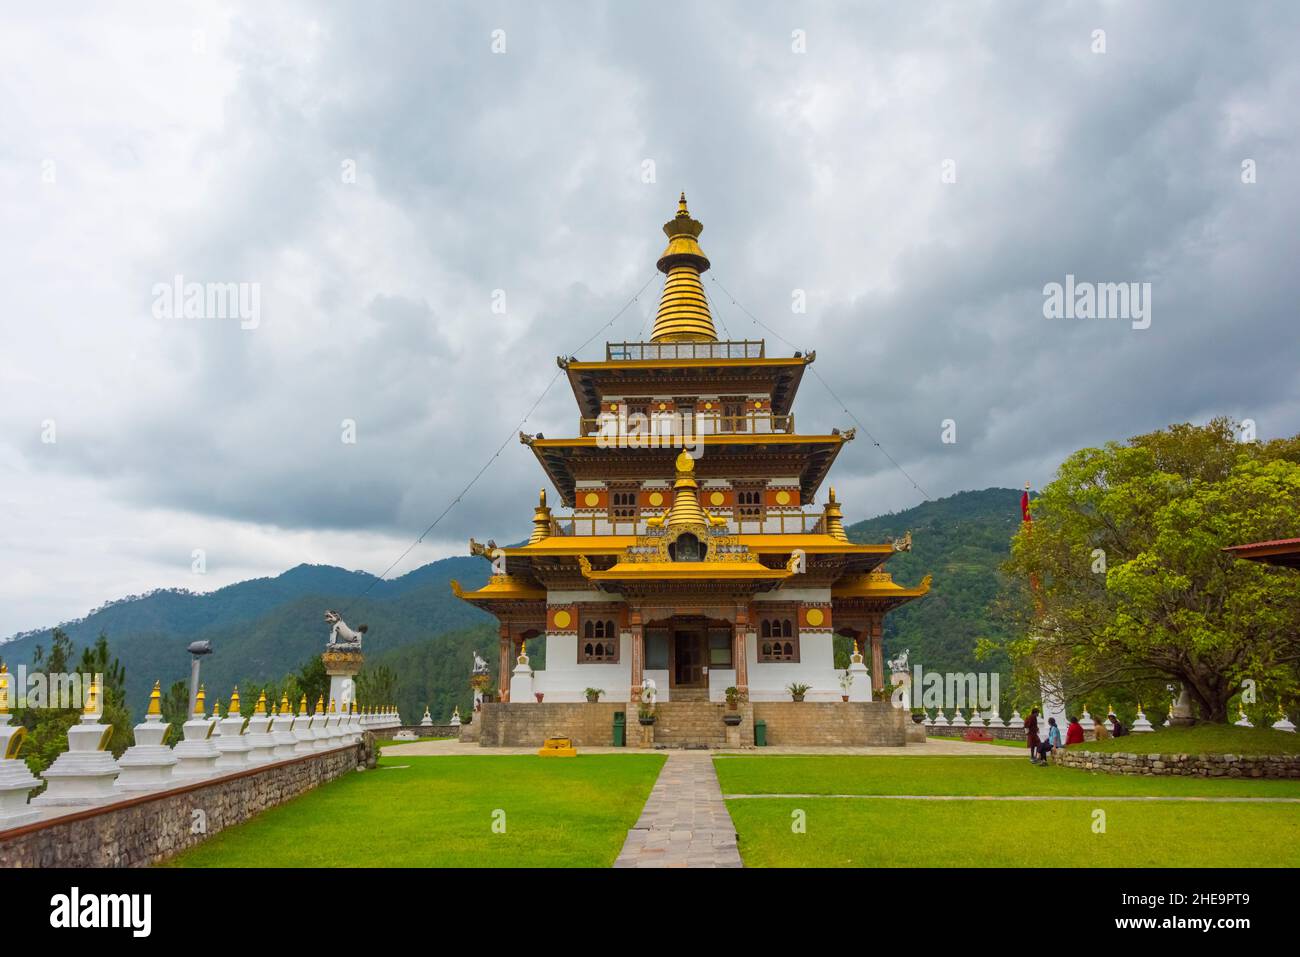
[553,610,572,629]
[584,492,599,507]
[609,403,618,412]
[658,402,667,411]
[775,490,791,506]
[649,492,664,507]
[806,608,824,627]
[704,401,713,410]
[709,491,725,506]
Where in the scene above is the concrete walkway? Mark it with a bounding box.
[613,752,742,868]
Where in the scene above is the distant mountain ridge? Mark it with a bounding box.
[2,488,1020,716]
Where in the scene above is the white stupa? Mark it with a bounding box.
[1234,706,1253,728]
[1078,708,1095,734]
[968,708,987,729]
[420,706,433,728]
[987,709,1006,729]
[292,695,316,754]
[172,685,221,779]
[931,709,949,728]
[243,692,278,764]
[0,664,42,826]
[949,708,967,729]
[1272,709,1296,733]
[450,707,462,728]
[922,711,932,727]
[213,689,253,770]
[1007,709,1024,730]
[1131,704,1155,733]
[115,681,179,791]
[33,678,121,806]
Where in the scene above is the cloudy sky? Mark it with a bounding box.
[2,0,1297,637]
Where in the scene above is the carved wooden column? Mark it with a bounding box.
[498,624,513,702]
[869,614,885,693]
[629,608,644,703]
[733,602,750,696]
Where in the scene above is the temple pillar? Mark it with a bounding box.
[869,614,885,693]
[498,625,512,702]
[629,610,644,702]
[733,603,750,697]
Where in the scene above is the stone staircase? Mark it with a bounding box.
[667,688,711,703]
[652,702,752,749]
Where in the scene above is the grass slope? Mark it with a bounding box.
[165,754,664,868]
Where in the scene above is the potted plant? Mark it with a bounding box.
[911,707,926,724]
[787,682,811,703]
[724,686,745,710]
[584,688,604,703]
[637,702,656,725]
[534,691,544,703]
[838,671,854,702]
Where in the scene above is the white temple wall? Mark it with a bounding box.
[747,631,841,701]
[531,634,632,703]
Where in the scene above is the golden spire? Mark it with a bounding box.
[147,680,163,717]
[0,663,10,714]
[314,695,325,715]
[650,193,717,342]
[83,676,101,716]
[329,697,337,713]
[666,450,708,530]
[298,693,309,716]
[824,486,848,542]
[254,691,267,715]
[211,698,221,720]
[229,687,241,713]
[529,489,553,545]
[280,692,291,714]
[194,684,207,716]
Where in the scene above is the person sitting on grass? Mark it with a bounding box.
[1025,707,1041,763]
[1093,718,1110,741]
[1036,716,1062,764]
[1109,713,1127,737]
[1065,715,1085,746]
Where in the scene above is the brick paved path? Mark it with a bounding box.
[614,752,742,868]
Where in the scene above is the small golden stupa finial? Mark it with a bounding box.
[254,691,267,715]
[529,488,554,545]
[229,687,241,713]
[211,698,222,720]
[823,487,847,542]
[329,697,337,713]
[651,193,716,342]
[280,692,291,714]
[0,663,10,714]
[298,693,308,715]
[314,695,325,715]
[147,680,163,717]
[83,676,101,716]
[194,684,207,716]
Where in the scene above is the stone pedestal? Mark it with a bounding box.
[292,698,316,755]
[890,668,911,709]
[244,693,277,764]
[33,714,120,806]
[172,700,221,781]
[0,716,41,827]
[115,700,178,792]
[846,655,872,703]
[510,654,535,703]
[311,700,332,750]
[637,721,655,748]
[323,648,363,720]
[724,723,742,749]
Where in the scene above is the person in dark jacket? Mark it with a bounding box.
[1025,707,1041,763]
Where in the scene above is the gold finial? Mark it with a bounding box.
[147,680,163,717]
[194,684,207,716]
[254,691,267,715]
[0,663,10,714]
[299,694,309,715]
[350,700,357,714]
[664,450,707,531]
[529,488,554,545]
[83,676,101,716]
[280,692,291,714]
[823,487,847,542]
[229,687,241,713]
[329,697,337,713]
[675,449,695,474]
[212,698,222,720]
[314,695,324,715]
[650,194,716,342]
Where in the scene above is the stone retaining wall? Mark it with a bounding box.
[0,743,362,868]
[1052,749,1300,778]
[752,701,906,747]
[385,724,459,738]
[477,702,623,747]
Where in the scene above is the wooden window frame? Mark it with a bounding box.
[579,617,621,663]
[756,614,800,662]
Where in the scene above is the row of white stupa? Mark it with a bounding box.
[0,679,402,829]
[923,704,1296,733]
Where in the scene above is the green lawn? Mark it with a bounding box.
[165,754,664,868]
[1071,724,1300,755]
[727,799,1300,867]
[714,755,1300,797]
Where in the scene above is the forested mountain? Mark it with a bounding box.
[2,488,1021,721]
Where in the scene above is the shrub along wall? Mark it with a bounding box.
[0,743,363,868]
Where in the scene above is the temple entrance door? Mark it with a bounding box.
[673,630,706,687]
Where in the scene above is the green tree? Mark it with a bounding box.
[161,679,190,743]
[1004,419,1300,722]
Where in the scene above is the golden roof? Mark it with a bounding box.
[650,194,717,343]
[503,533,892,557]
[579,556,793,583]
[832,570,933,601]
[451,575,548,603]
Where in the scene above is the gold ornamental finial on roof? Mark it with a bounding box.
[529,489,553,545]
[280,692,291,714]
[254,690,267,715]
[148,680,163,717]
[650,193,717,343]
[824,486,848,542]
[666,451,707,530]
[314,695,325,715]
[229,687,241,713]
[0,663,10,714]
[194,684,207,716]
[329,697,337,713]
[211,698,222,720]
[299,694,309,716]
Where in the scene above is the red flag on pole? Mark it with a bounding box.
[1021,482,1032,524]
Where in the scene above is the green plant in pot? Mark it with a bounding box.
[584,688,604,703]
[787,682,811,702]
[637,701,656,725]
[725,686,746,710]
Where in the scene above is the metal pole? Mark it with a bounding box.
[188,656,202,715]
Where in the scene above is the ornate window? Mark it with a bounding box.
[669,533,703,562]
[609,487,639,521]
[580,618,620,663]
[735,484,765,522]
[757,616,799,662]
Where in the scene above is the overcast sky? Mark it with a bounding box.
[2,0,1297,637]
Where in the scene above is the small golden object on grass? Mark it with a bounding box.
[538,737,577,757]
